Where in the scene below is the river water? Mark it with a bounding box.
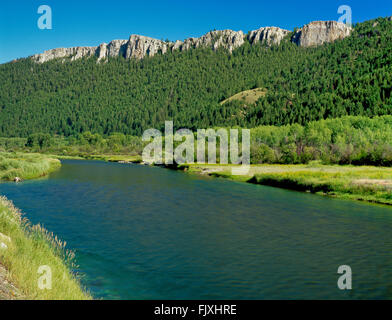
[0,160,392,299]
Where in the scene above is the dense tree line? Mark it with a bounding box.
[250,115,392,166]
[1,116,391,167]
[0,18,391,138]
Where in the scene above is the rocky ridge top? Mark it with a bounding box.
[31,21,352,63]
[292,21,352,47]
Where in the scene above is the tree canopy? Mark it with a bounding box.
[0,17,391,137]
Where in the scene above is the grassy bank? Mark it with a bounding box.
[38,151,392,206]
[0,152,61,181]
[79,154,142,163]
[0,197,91,300]
[67,153,392,206]
[182,163,392,206]
[0,152,91,299]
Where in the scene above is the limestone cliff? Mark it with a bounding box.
[30,20,353,63]
[31,30,246,63]
[248,27,290,46]
[292,21,352,47]
[32,46,97,63]
[178,30,245,52]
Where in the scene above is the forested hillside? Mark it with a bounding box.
[0,17,391,137]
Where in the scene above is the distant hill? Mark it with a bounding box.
[0,17,391,137]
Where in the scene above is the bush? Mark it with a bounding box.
[26,133,53,149]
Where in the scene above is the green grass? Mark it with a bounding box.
[220,88,267,105]
[183,163,392,206]
[88,154,142,163]
[47,153,142,163]
[0,152,91,299]
[0,197,91,300]
[0,152,61,181]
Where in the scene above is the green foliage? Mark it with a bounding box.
[1,18,392,137]
[1,116,392,167]
[250,116,392,166]
[26,133,53,149]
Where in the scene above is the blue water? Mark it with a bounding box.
[1,160,392,299]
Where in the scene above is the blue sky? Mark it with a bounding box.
[0,0,391,63]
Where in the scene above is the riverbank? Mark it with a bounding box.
[0,197,91,300]
[178,163,392,206]
[0,152,91,300]
[85,154,392,206]
[57,152,392,206]
[0,152,61,181]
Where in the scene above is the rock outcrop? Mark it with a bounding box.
[0,232,11,251]
[125,35,170,60]
[0,232,11,244]
[30,20,353,63]
[32,46,97,63]
[248,27,290,46]
[179,30,245,52]
[292,21,352,47]
[31,30,246,63]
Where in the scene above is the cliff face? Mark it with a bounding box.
[30,20,353,63]
[292,21,352,47]
[248,27,290,46]
[31,30,246,63]
[179,30,245,52]
[32,46,97,63]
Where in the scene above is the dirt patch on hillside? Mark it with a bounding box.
[0,263,22,300]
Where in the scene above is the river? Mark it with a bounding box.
[0,160,392,299]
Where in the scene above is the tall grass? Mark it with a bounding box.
[0,152,91,299]
[251,167,392,205]
[186,163,392,206]
[0,152,61,181]
[0,197,91,299]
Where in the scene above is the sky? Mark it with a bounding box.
[0,0,391,63]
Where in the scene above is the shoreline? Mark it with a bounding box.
[67,155,392,207]
[178,164,392,207]
[1,152,390,299]
[0,152,91,300]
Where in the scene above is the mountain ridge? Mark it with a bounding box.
[30,20,352,63]
[1,16,391,138]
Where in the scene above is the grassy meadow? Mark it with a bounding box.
[220,88,267,105]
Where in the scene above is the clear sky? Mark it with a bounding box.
[1,0,391,63]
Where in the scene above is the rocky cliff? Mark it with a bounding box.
[248,27,290,46]
[30,21,353,63]
[32,46,97,63]
[292,21,352,47]
[179,30,245,52]
[31,30,245,63]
